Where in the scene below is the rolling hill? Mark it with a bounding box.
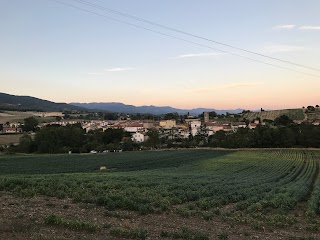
[243,108,305,121]
[0,93,87,112]
[70,102,245,115]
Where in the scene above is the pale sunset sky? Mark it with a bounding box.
[1,0,319,110]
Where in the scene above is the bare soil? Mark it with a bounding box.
[1,193,320,240]
[0,134,23,145]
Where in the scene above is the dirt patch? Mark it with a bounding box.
[0,193,319,240]
[0,134,23,145]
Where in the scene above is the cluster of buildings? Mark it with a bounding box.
[39,116,251,143]
[2,110,319,144]
[0,123,22,134]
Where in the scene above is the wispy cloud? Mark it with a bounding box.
[273,24,296,30]
[174,52,226,59]
[189,82,264,94]
[105,67,135,72]
[261,44,305,54]
[299,26,320,30]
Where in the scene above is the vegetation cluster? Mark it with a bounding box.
[1,150,320,234]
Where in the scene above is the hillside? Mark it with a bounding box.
[71,102,244,115]
[0,93,87,112]
[243,108,305,121]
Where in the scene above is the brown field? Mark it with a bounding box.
[0,134,23,145]
[0,111,56,124]
[1,193,319,240]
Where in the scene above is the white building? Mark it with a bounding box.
[231,122,247,132]
[124,123,144,133]
[190,120,201,136]
[132,132,146,142]
[248,123,258,129]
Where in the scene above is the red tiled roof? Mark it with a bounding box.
[126,123,143,128]
[232,122,246,126]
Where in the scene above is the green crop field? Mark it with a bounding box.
[1,150,320,239]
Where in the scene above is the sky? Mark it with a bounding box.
[0,0,320,110]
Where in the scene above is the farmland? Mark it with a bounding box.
[0,111,56,123]
[243,109,305,121]
[0,134,23,145]
[1,150,320,239]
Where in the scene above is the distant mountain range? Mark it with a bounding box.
[0,92,246,115]
[70,102,245,115]
[0,92,86,112]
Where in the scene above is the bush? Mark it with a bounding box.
[45,214,97,232]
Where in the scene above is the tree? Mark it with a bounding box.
[122,138,141,151]
[102,128,128,145]
[263,119,274,124]
[164,112,179,120]
[209,111,217,118]
[145,129,160,149]
[274,115,293,126]
[307,106,315,111]
[242,110,251,114]
[23,117,39,132]
[34,124,86,153]
[208,130,226,147]
[278,127,295,148]
[194,126,208,146]
[18,134,36,153]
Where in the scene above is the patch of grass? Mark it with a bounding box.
[265,214,297,227]
[105,211,131,219]
[110,227,148,239]
[175,207,197,218]
[160,227,209,240]
[251,221,264,230]
[103,222,112,229]
[306,223,320,232]
[45,214,97,232]
[217,231,228,239]
[287,237,317,240]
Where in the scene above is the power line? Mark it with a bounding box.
[70,0,320,73]
[49,0,320,78]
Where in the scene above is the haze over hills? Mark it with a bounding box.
[0,92,86,112]
[0,92,246,115]
[70,102,245,115]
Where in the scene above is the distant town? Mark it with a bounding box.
[0,105,319,153]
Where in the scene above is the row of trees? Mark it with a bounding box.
[144,124,320,149]
[207,124,320,148]
[17,124,135,153]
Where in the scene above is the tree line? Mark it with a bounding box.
[3,114,320,154]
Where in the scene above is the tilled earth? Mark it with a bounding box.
[0,192,319,240]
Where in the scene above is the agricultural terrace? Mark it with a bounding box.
[243,109,305,121]
[1,150,320,239]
